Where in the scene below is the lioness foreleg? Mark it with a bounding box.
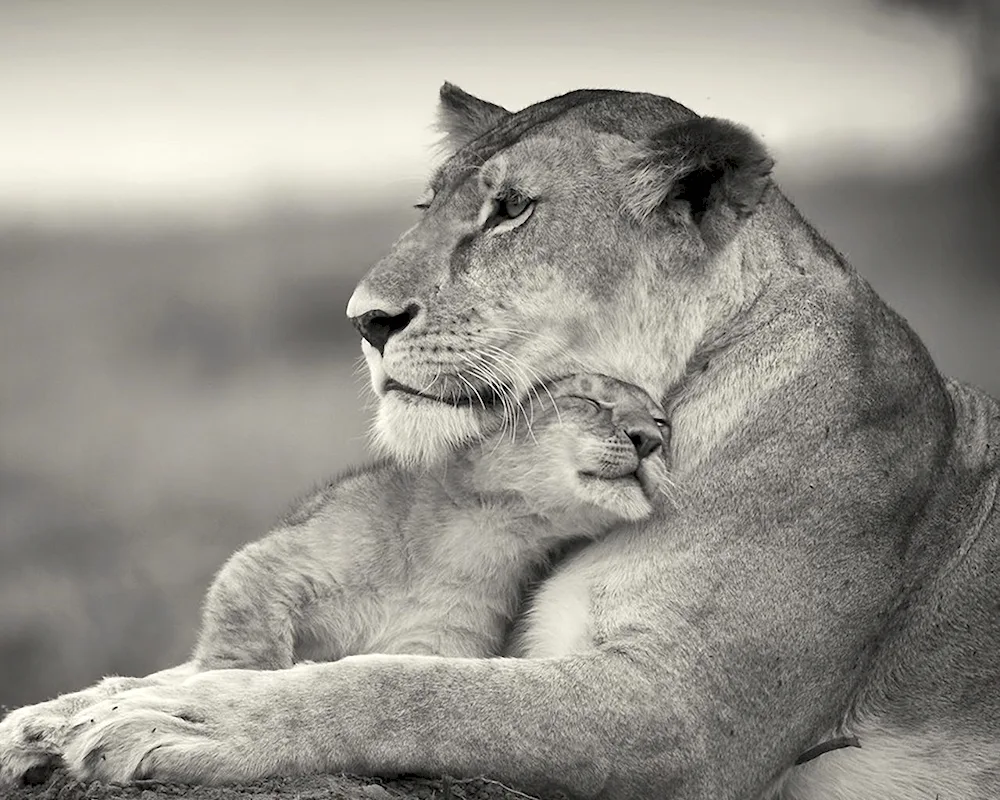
[60,653,703,798]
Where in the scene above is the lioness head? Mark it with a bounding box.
[349,84,774,465]
[472,373,672,525]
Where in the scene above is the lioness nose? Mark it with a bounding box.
[349,305,418,356]
[625,421,663,460]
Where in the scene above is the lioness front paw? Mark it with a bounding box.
[0,675,180,787]
[63,670,288,785]
[64,693,214,783]
[0,701,74,787]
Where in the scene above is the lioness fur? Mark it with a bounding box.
[1,85,998,800]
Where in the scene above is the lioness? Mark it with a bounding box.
[3,85,999,800]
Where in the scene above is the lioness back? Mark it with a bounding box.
[193,373,670,667]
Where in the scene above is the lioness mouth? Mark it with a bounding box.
[579,471,643,487]
[384,378,500,408]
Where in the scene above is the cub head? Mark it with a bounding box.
[473,374,672,525]
[349,83,774,465]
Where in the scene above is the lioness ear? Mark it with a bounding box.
[437,82,512,153]
[622,117,774,247]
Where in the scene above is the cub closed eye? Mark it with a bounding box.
[568,395,606,413]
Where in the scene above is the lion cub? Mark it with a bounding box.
[193,374,670,668]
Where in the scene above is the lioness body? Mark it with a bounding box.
[194,374,668,667]
[1,86,997,800]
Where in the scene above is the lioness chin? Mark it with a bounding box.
[2,84,998,800]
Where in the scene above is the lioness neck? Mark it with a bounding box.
[668,190,953,491]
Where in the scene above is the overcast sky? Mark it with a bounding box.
[0,0,973,218]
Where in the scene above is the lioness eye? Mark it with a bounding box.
[501,193,532,219]
[482,190,535,234]
[413,188,434,210]
[654,417,669,429]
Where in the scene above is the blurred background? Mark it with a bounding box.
[1,0,997,710]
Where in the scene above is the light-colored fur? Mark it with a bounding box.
[2,85,998,800]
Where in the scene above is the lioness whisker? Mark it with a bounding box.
[486,352,546,430]
[480,327,577,375]
[479,348,536,445]
[482,345,563,430]
[468,354,518,442]
[455,371,488,413]
[465,359,515,452]
[478,345,536,402]
[352,354,370,377]
[417,367,442,397]
[479,347,538,437]
[481,326,564,350]
[481,330,572,404]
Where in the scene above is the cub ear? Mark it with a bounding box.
[437,82,512,153]
[622,117,774,247]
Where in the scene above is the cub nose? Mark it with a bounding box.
[625,419,663,460]
[349,305,419,356]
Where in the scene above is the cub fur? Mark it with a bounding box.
[193,373,670,667]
